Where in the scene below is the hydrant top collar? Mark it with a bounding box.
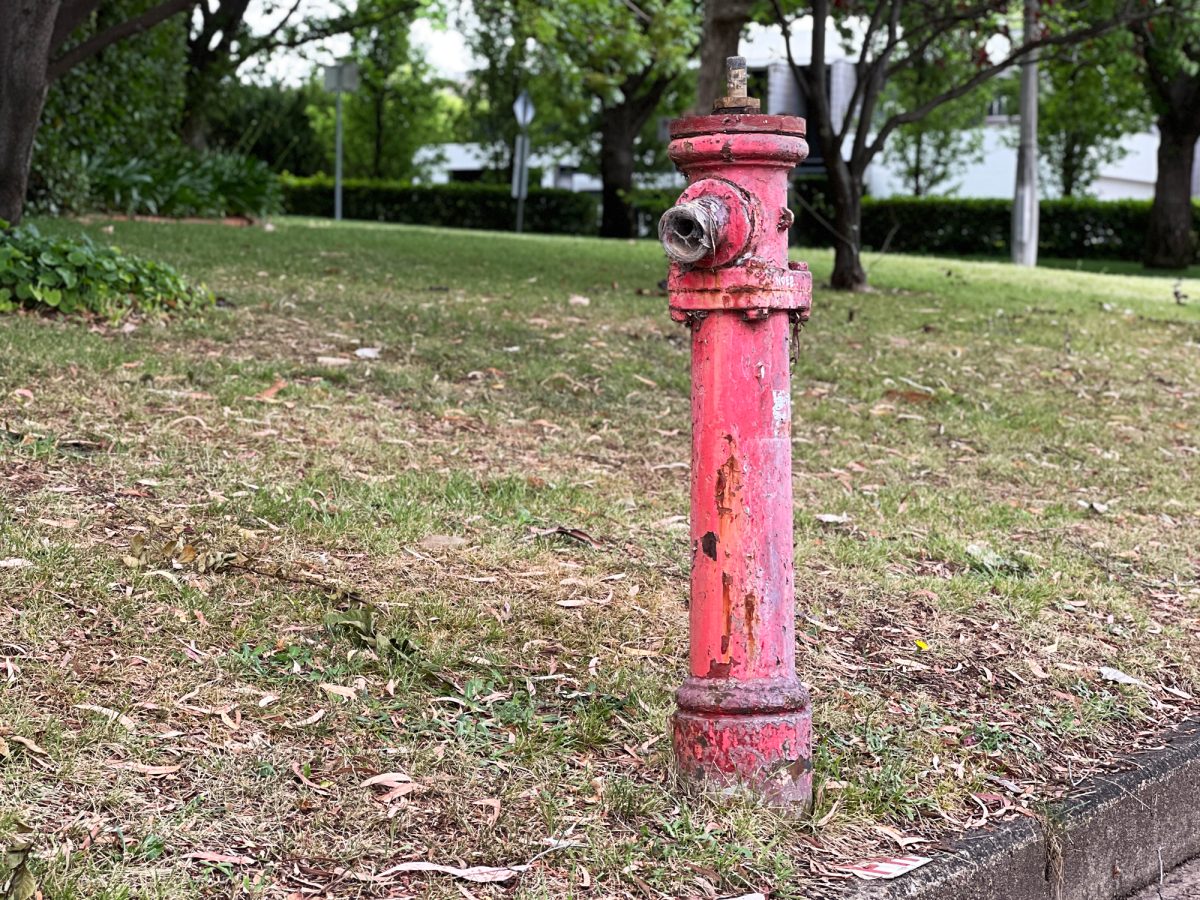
[669,113,805,140]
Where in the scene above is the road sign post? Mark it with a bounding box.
[512,90,535,233]
[323,60,359,222]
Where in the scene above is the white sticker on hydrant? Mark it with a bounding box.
[772,389,790,434]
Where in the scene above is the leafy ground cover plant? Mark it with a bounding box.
[82,149,283,220]
[0,223,211,317]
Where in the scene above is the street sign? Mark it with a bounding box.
[513,90,535,129]
[322,60,359,222]
[511,90,535,233]
[323,61,359,93]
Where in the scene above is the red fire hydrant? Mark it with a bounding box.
[660,57,813,808]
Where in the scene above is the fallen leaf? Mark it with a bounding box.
[254,377,288,401]
[37,518,78,529]
[873,824,931,848]
[76,704,136,731]
[316,356,353,367]
[567,294,590,306]
[184,851,255,865]
[109,760,181,776]
[355,347,382,359]
[10,736,47,756]
[375,861,527,884]
[0,558,32,569]
[1026,659,1050,680]
[474,798,501,826]
[1099,666,1149,688]
[291,760,331,794]
[815,513,851,525]
[320,682,359,701]
[292,709,326,727]
[419,534,468,551]
[361,772,412,789]
[530,525,601,548]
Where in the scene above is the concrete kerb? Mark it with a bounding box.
[845,719,1200,900]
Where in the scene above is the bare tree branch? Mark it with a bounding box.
[868,5,1155,159]
[48,0,197,81]
[50,0,104,52]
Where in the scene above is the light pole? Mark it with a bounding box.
[512,90,535,233]
[323,59,360,222]
[1012,0,1039,267]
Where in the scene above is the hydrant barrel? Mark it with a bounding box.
[662,59,813,809]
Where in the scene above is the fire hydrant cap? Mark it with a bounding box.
[669,113,805,140]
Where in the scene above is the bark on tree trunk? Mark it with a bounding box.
[599,109,636,239]
[827,157,867,291]
[0,1,60,225]
[181,67,213,150]
[1061,137,1080,198]
[695,0,754,113]
[1144,116,1199,269]
[373,92,385,179]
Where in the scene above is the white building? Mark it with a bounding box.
[737,22,1160,200]
[414,21,1166,202]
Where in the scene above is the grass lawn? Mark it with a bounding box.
[2,218,1199,899]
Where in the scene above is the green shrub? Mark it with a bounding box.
[630,190,676,236]
[81,149,282,219]
[280,175,599,235]
[857,197,1192,261]
[0,223,212,317]
[858,198,1011,255]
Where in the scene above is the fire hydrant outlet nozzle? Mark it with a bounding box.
[660,56,814,811]
[659,199,722,265]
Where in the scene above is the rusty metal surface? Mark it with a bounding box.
[660,90,814,809]
[669,114,806,139]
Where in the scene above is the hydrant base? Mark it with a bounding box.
[673,699,812,809]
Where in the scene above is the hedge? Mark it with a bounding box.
[281,175,599,235]
[635,190,1191,261]
[857,197,1179,260]
[285,176,1190,260]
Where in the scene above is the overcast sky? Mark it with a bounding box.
[241,0,476,83]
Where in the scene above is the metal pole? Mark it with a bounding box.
[335,91,344,222]
[1012,0,1039,266]
[515,130,528,234]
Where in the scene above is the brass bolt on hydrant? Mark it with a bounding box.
[660,57,813,808]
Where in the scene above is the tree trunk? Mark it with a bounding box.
[1061,136,1080,198]
[180,74,211,150]
[599,108,636,239]
[913,132,925,197]
[695,0,754,113]
[0,1,59,224]
[373,92,385,178]
[827,157,866,291]
[1144,116,1199,269]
